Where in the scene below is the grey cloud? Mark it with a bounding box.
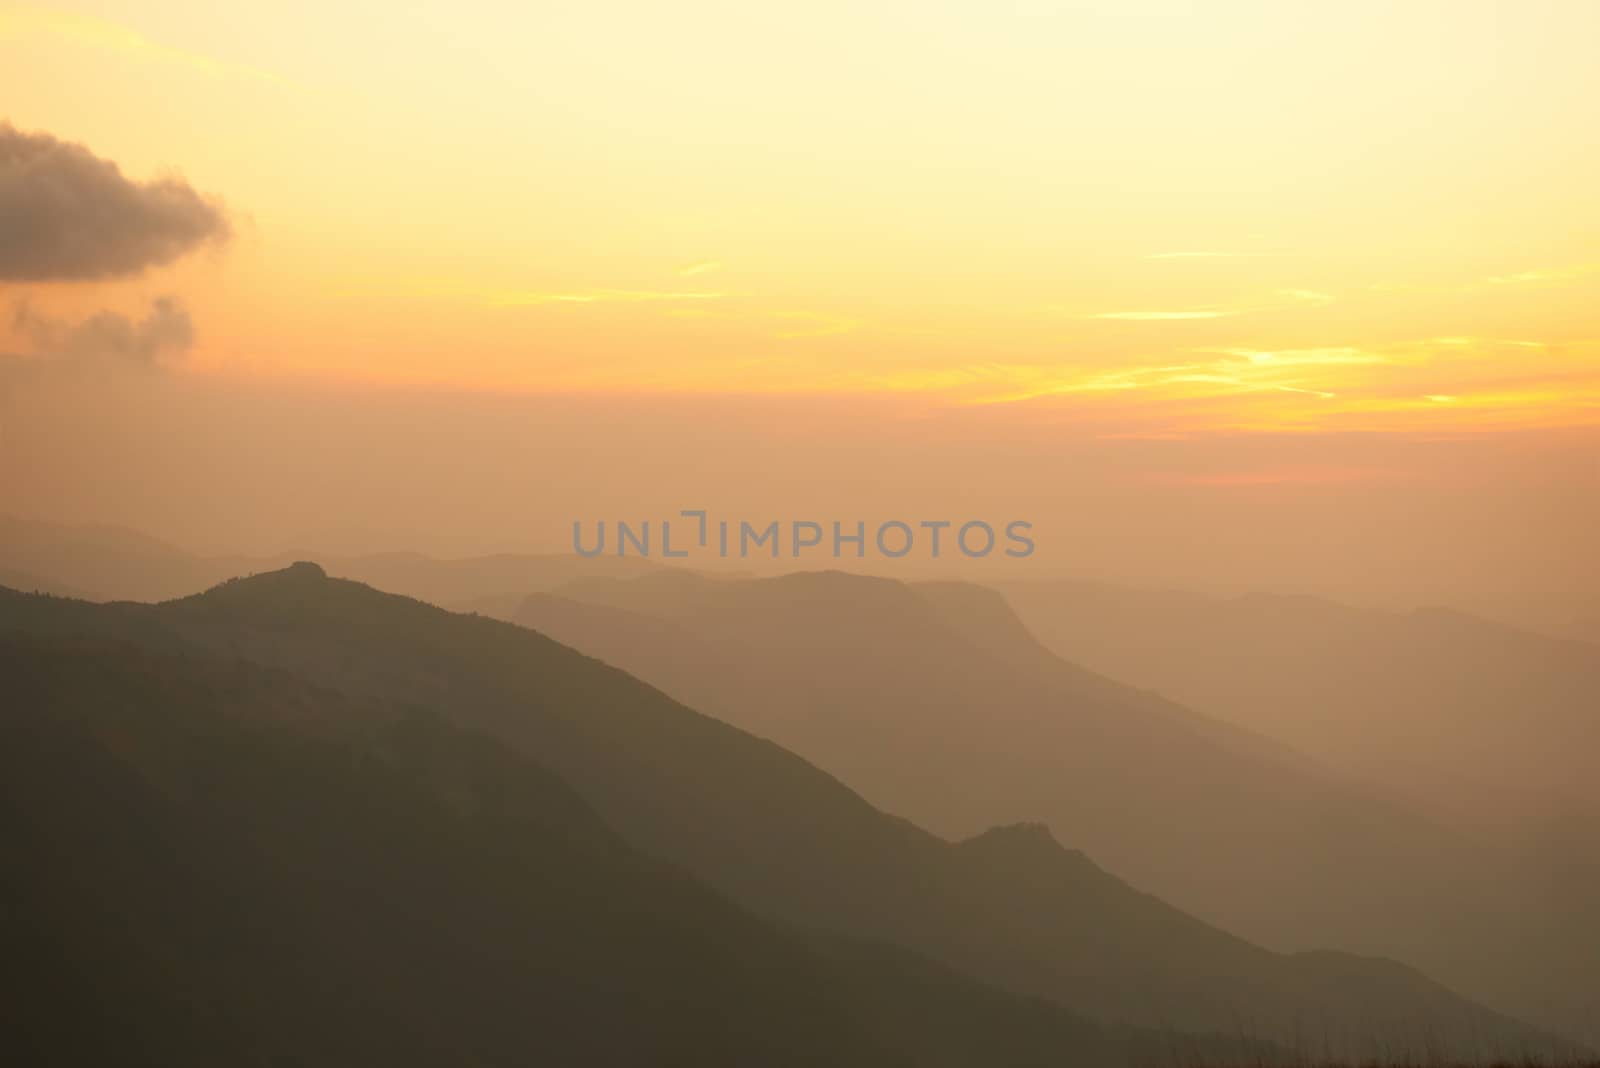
[0,122,230,281]
[14,296,196,365]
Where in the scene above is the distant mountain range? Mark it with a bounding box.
[999,580,1600,833]
[1,565,1576,1062]
[495,569,1597,1045]
[0,514,666,605]
[1001,578,1600,1044]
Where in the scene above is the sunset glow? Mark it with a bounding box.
[2,0,1596,595]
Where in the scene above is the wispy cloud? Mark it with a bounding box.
[1144,251,1273,260]
[1150,465,1405,487]
[1430,337,1544,349]
[676,260,722,278]
[0,5,300,89]
[1093,309,1235,321]
[8,295,196,367]
[825,332,1595,433]
[470,334,1599,438]
[944,335,1600,435]
[771,312,859,340]
[484,289,725,307]
[1083,289,1333,322]
[1484,266,1598,286]
[1370,262,1599,296]
[1193,347,1381,368]
[1276,288,1334,306]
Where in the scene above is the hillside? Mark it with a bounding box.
[502,569,1594,1044]
[998,580,1600,832]
[0,566,1571,1060]
[2,630,1190,1067]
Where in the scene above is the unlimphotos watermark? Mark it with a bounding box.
[574,511,1034,560]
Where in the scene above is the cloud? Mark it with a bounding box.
[0,123,230,281]
[1144,251,1272,260]
[1093,309,1235,321]
[1193,346,1381,368]
[771,311,859,339]
[1084,289,1334,322]
[1482,267,1600,286]
[1149,465,1405,487]
[1369,263,1599,296]
[12,296,195,365]
[1430,337,1543,349]
[1276,288,1334,305]
[484,288,724,306]
[677,260,722,277]
[0,7,295,88]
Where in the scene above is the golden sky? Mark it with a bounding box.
[1,1,1597,599]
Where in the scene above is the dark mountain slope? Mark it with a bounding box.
[2,632,1168,1068]
[0,570,1571,1060]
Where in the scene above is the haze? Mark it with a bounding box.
[5,7,1600,1062]
[2,0,1597,610]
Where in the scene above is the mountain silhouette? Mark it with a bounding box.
[998,578,1600,1041]
[0,566,1575,1060]
[503,569,1593,1044]
[3,625,1217,1067]
[999,581,1599,832]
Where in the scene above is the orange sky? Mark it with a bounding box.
[1,1,1597,602]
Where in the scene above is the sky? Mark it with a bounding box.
[1,1,1597,606]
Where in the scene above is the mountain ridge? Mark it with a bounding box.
[0,565,1573,1059]
[505,567,1591,1042]
[5,629,1179,1067]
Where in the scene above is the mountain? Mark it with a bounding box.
[1434,591,1600,648]
[0,515,216,601]
[999,578,1600,1044]
[0,514,665,604]
[308,550,669,608]
[997,580,1600,834]
[499,569,1596,1045]
[1,628,1208,1067]
[0,565,93,599]
[1552,614,1600,646]
[0,566,1571,1060]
